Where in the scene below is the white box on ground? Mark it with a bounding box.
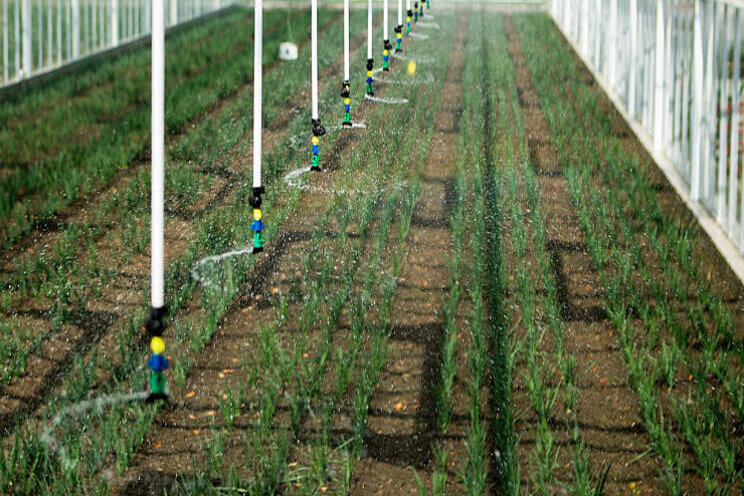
[279,42,298,60]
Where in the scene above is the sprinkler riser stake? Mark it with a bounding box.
[395,25,402,51]
[382,40,391,71]
[406,10,412,33]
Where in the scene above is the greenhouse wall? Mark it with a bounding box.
[0,0,233,87]
[550,0,744,283]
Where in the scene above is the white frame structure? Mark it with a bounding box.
[1,0,232,87]
[551,0,744,283]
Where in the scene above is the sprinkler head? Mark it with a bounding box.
[312,118,326,137]
[340,80,351,98]
[145,306,168,336]
[384,39,393,50]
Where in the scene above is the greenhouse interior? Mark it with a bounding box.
[1,0,743,494]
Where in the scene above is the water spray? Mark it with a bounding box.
[382,0,391,71]
[365,0,374,96]
[340,0,352,127]
[251,0,266,251]
[145,0,168,403]
[311,0,325,170]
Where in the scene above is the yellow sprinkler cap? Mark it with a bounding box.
[311,136,320,145]
[397,32,402,38]
[253,208,262,220]
[367,70,372,77]
[383,49,388,55]
[344,98,350,104]
[150,336,165,355]
[407,60,417,76]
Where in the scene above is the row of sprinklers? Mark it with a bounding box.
[144,0,432,402]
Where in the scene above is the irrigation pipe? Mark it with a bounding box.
[416,21,439,29]
[409,32,428,40]
[144,0,169,402]
[365,0,375,96]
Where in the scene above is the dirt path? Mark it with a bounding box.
[347,13,468,496]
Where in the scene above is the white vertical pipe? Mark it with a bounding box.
[311,0,318,120]
[691,0,703,200]
[384,0,388,41]
[71,0,79,57]
[367,0,372,59]
[344,0,349,80]
[21,0,31,74]
[629,0,637,117]
[398,0,402,26]
[716,5,729,223]
[253,0,261,188]
[729,10,741,235]
[151,0,165,309]
[3,0,7,82]
[111,0,118,45]
[653,0,664,150]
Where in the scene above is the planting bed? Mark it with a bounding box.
[1,4,743,495]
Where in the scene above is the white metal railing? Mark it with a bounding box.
[551,0,744,281]
[1,0,231,87]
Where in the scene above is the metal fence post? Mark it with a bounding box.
[21,0,31,75]
[654,0,665,151]
[691,0,703,200]
[629,0,638,117]
[716,5,729,223]
[609,0,618,87]
[112,0,118,45]
[730,10,741,236]
[72,0,79,57]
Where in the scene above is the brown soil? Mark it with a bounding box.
[503,15,668,494]
[0,11,376,441]
[110,25,428,493]
[348,15,468,496]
